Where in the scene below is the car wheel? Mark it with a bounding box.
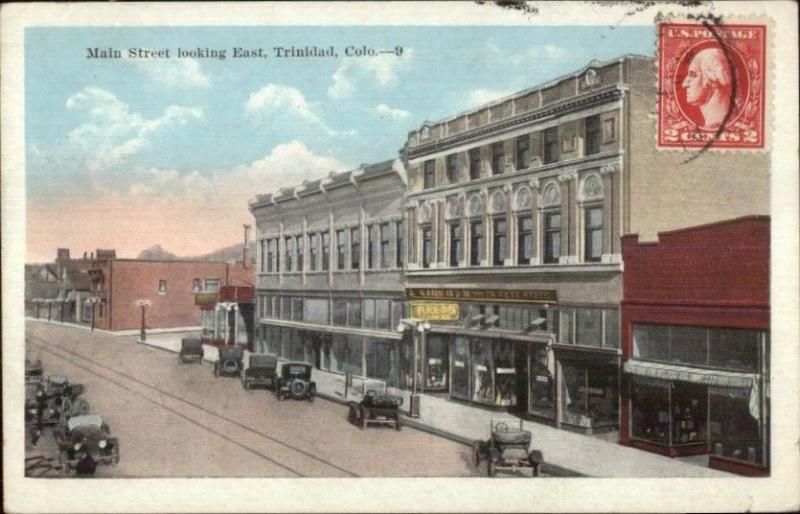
[532,463,541,477]
[472,441,482,468]
[395,416,402,431]
[487,460,495,477]
[112,440,121,466]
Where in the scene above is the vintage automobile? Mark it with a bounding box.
[472,418,544,477]
[178,337,204,364]
[55,414,120,475]
[25,375,90,428]
[241,353,277,390]
[348,389,403,431]
[275,362,316,401]
[25,358,44,383]
[214,346,244,377]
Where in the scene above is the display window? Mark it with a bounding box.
[671,381,707,445]
[529,345,555,419]
[709,386,764,465]
[494,341,516,406]
[561,362,618,428]
[471,339,494,403]
[331,334,362,375]
[630,377,670,444]
[575,309,602,347]
[424,335,448,391]
[450,337,471,400]
[366,339,399,388]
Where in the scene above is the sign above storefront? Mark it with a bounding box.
[407,288,557,304]
[410,302,459,321]
[194,292,218,306]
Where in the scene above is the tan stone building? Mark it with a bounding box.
[401,54,769,433]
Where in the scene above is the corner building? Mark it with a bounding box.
[249,160,411,386]
[401,54,769,434]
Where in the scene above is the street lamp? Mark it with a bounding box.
[134,299,152,342]
[396,318,431,418]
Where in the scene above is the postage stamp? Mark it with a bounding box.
[658,21,767,149]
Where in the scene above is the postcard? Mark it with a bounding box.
[2,1,798,512]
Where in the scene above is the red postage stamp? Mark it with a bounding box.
[658,22,767,149]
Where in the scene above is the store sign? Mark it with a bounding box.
[407,287,557,304]
[194,292,218,306]
[410,302,459,320]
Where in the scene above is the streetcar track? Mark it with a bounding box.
[30,335,361,478]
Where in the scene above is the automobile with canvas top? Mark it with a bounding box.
[348,389,403,431]
[472,418,544,477]
[54,414,120,475]
[178,337,204,364]
[214,345,244,377]
[241,353,277,390]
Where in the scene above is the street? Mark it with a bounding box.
[25,321,480,478]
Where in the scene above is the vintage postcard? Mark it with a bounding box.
[2,1,798,512]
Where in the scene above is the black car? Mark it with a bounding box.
[472,418,544,477]
[55,414,120,475]
[275,362,316,401]
[241,353,277,390]
[214,346,244,377]
[348,390,403,431]
[26,375,90,428]
[178,338,204,364]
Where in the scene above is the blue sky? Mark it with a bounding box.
[26,25,654,261]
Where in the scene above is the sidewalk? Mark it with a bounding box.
[133,332,731,478]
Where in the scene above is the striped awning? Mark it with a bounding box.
[624,360,760,419]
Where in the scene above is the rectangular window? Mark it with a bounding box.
[336,229,346,270]
[584,206,603,262]
[602,118,616,143]
[516,135,531,170]
[423,160,436,189]
[559,308,574,344]
[576,309,603,347]
[376,299,391,330]
[367,225,376,269]
[260,240,267,273]
[350,227,360,270]
[469,148,481,180]
[493,217,507,265]
[470,220,484,266]
[364,299,376,328]
[380,223,391,268]
[321,231,330,271]
[295,235,303,272]
[192,278,201,293]
[265,239,273,272]
[585,115,601,155]
[446,154,459,184]
[604,309,620,348]
[333,300,347,325]
[449,222,462,267]
[491,142,505,175]
[292,297,304,322]
[543,127,559,164]
[274,239,280,272]
[422,226,433,269]
[304,298,329,325]
[395,221,403,268]
[204,279,219,293]
[284,236,294,272]
[309,233,318,271]
[348,300,362,328]
[158,279,167,293]
[543,212,561,264]
[517,215,533,264]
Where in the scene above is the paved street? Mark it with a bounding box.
[25,321,481,478]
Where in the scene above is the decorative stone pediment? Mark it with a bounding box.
[541,181,561,208]
[513,186,533,212]
[467,192,484,217]
[580,173,603,201]
[489,190,507,214]
[418,201,433,224]
[445,195,464,220]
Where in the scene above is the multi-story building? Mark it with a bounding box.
[249,160,411,386]
[400,54,769,434]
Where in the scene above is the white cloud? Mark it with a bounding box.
[244,84,353,137]
[374,103,410,120]
[465,88,517,109]
[131,58,211,89]
[510,44,575,66]
[328,48,414,99]
[66,87,203,170]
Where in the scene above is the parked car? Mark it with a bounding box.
[275,362,316,401]
[25,358,43,383]
[178,338,204,364]
[472,418,544,477]
[348,389,403,431]
[55,414,119,475]
[26,375,90,428]
[241,353,277,390]
[214,346,244,377]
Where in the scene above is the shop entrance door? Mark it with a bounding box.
[513,345,529,413]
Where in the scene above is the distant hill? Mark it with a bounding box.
[135,241,255,263]
[136,244,179,261]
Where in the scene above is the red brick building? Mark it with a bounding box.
[620,216,770,475]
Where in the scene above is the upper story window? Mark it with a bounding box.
[350,227,361,270]
[423,160,436,189]
[158,279,167,294]
[584,206,603,262]
[284,236,294,272]
[274,239,281,273]
[469,148,481,180]
[321,231,330,271]
[260,240,267,273]
[470,220,484,266]
[367,224,376,269]
[491,142,505,175]
[336,229,346,270]
[308,233,318,271]
[421,226,433,269]
[585,115,601,155]
[493,217,507,266]
[380,223,391,268]
[543,127,559,165]
[543,211,561,264]
[446,154,459,184]
[516,135,531,170]
[395,221,404,268]
[192,278,201,293]
[295,235,304,272]
[204,279,220,293]
[449,222,462,267]
[517,215,534,264]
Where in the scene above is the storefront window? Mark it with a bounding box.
[494,341,516,407]
[708,329,759,372]
[376,299,391,330]
[670,326,707,367]
[333,300,347,325]
[214,308,227,340]
[529,345,555,419]
[331,334,362,375]
[471,339,494,404]
[292,297,304,321]
[280,297,291,320]
[450,337,470,400]
[201,310,214,337]
[560,362,618,428]
[575,309,602,347]
[363,299,375,328]
[559,309,574,344]
[630,377,670,444]
[424,335,448,390]
[604,309,619,348]
[709,386,763,465]
[366,339,399,388]
[348,300,362,328]
[304,298,329,325]
[633,324,671,362]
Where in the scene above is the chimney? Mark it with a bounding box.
[90,252,94,260]
[83,252,88,260]
[57,248,70,261]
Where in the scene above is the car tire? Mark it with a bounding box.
[472,441,482,468]
[290,380,308,399]
[112,440,121,466]
[395,416,402,431]
[487,460,495,477]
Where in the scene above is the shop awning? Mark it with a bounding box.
[624,360,760,419]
